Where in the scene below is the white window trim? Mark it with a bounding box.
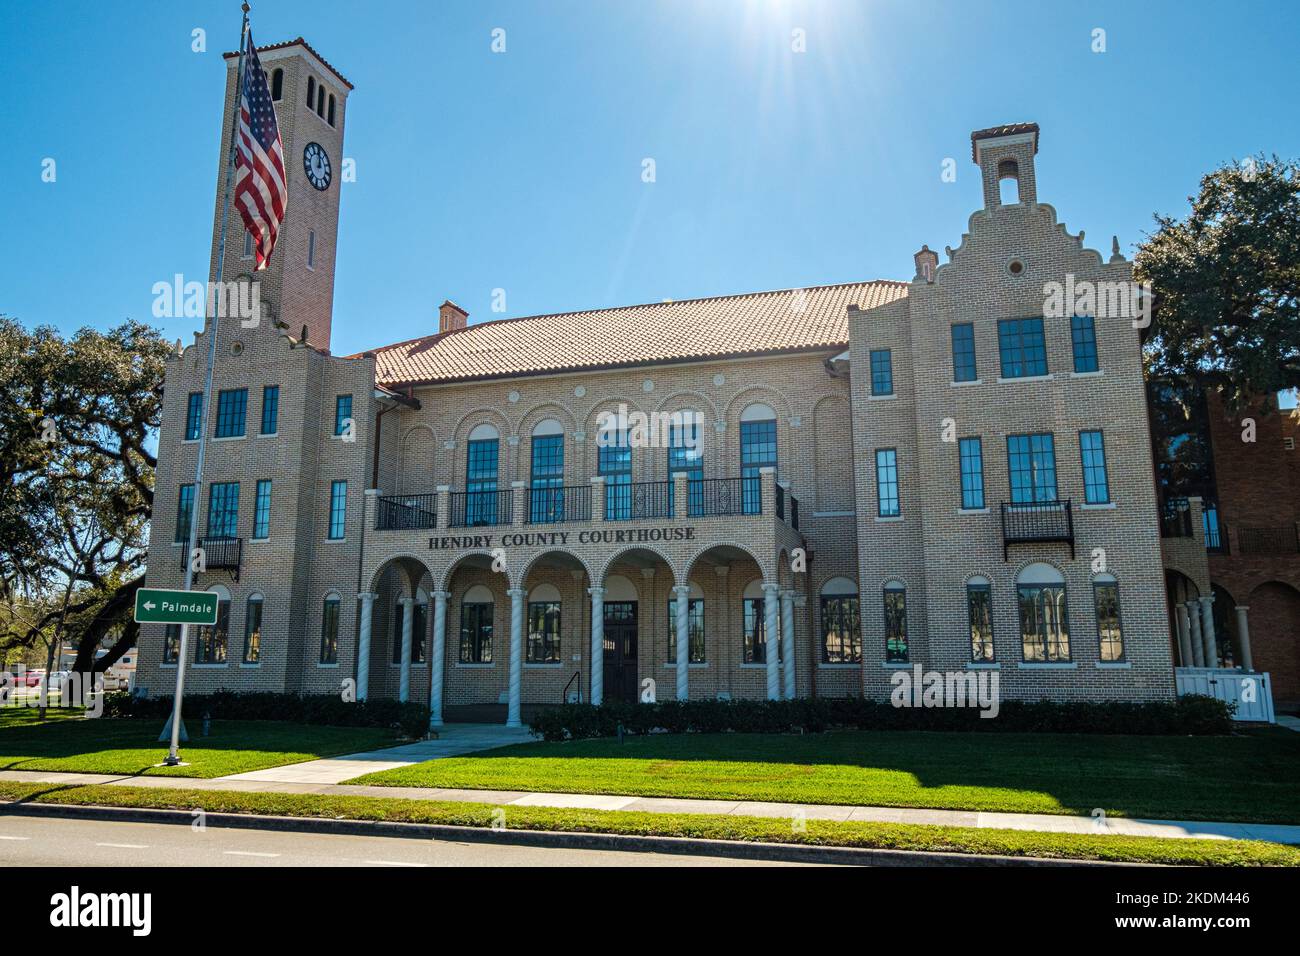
[950,378,982,387]
[1017,661,1078,670]
[996,374,1054,384]
[965,662,1000,670]
[1080,501,1117,510]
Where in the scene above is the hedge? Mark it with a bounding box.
[527,695,1235,742]
[103,690,430,738]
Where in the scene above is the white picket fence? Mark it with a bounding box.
[1175,667,1276,723]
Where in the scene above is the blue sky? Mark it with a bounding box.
[2,0,1297,360]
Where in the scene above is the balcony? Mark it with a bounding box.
[376,494,438,530]
[371,472,803,540]
[527,485,592,524]
[1237,525,1300,556]
[449,489,515,528]
[185,536,243,579]
[1000,499,1074,561]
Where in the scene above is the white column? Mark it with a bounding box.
[1174,602,1193,668]
[429,590,449,727]
[589,585,605,706]
[356,592,376,701]
[673,584,691,701]
[397,596,415,703]
[780,589,796,700]
[1199,595,1218,669]
[507,587,524,727]
[762,582,780,701]
[1186,601,1204,667]
[1235,605,1253,672]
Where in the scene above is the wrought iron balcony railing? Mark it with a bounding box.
[375,494,438,530]
[1000,499,1074,561]
[449,489,514,528]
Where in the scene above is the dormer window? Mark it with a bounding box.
[998,159,1021,204]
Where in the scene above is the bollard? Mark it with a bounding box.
[201,711,211,737]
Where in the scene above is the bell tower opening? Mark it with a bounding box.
[971,123,1039,210]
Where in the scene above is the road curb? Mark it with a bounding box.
[0,799,1140,867]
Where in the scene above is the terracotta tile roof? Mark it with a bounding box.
[359,280,908,387]
[223,37,354,90]
[970,122,1040,161]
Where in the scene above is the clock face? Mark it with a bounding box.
[303,142,331,191]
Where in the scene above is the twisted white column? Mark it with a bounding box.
[1186,601,1204,667]
[673,584,691,701]
[507,587,524,727]
[780,589,796,700]
[398,596,415,703]
[762,582,780,701]
[1174,602,1193,667]
[1235,605,1253,671]
[589,585,605,706]
[1199,595,1218,668]
[356,592,376,701]
[429,590,449,727]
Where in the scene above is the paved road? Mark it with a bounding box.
[0,816,823,867]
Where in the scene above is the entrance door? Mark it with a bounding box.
[602,601,638,702]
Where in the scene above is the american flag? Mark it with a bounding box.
[233,30,287,271]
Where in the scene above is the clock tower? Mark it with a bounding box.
[210,38,351,351]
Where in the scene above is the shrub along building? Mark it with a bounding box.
[137,41,1191,724]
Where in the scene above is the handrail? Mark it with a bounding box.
[562,669,582,704]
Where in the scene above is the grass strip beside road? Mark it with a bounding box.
[0,781,1296,867]
[347,730,1300,824]
[0,714,397,778]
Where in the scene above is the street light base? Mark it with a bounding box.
[156,757,189,768]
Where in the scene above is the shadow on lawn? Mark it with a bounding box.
[445,728,1300,822]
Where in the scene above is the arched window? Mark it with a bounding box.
[741,580,780,664]
[327,94,336,126]
[305,75,315,110]
[320,592,341,664]
[667,409,703,515]
[529,419,565,523]
[739,403,777,514]
[668,580,705,664]
[1093,573,1124,662]
[527,583,561,663]
[998,159,1021,205]
[596,409,632,520]
[883,580,907,662]
[270,68,284,101]
[196,585,231,665]
[460,584,494,664]
[1017,563,1069,662]
[966,576,993,662]
[243,593,264,664]
[465,424,500,526]
[317,84,326,117]
[820,577,860,664]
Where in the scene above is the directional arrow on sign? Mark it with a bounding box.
[143,601,156,611]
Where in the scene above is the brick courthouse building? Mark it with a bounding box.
[137,40,1196,723]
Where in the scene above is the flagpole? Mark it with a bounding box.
[164,2,251,766]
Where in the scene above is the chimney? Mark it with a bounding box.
[913,245,938,283]
[971,122,1040,209]
[439,300,468,334]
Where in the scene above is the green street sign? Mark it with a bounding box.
[134,588,218,626]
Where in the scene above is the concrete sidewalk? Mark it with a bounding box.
[218,723,535,784]
[3,767,1297,846]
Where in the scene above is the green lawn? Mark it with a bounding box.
[0,780,1294,866]
[0,711,397,778]
[348,729,1300,824]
